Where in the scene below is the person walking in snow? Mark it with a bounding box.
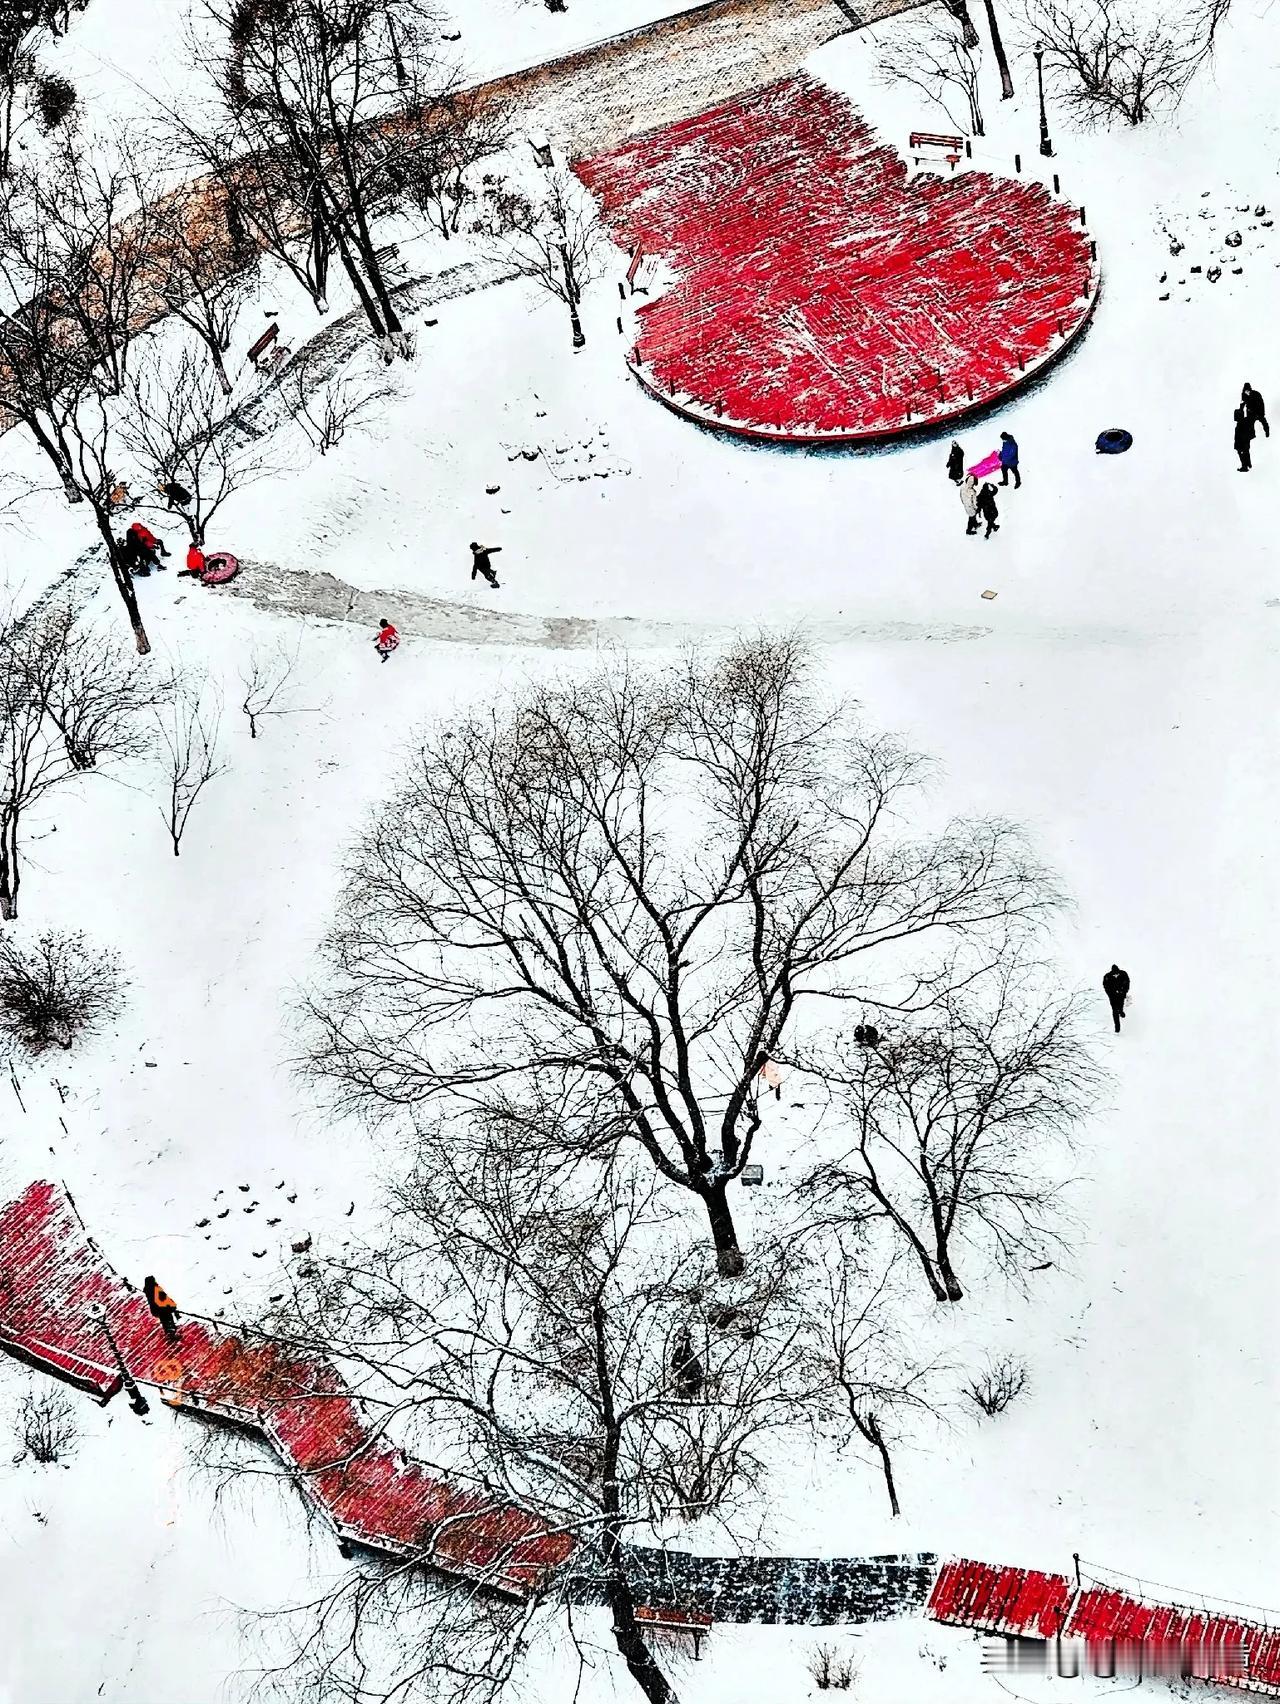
[1102,964,1130,1034]
[999,431,1021,489]
[960,473,980,535]
[977,483,1000,537]
[1234,406,1255,471]
[1242,383,1269,440]
[946,441,964,483]
[374,618,400,662]
[158,479,192,509]
[143,1275,182,1344]
[470,542,501,589]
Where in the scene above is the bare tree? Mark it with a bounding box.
[492,170,607,349]
[0,927,126,1053]
[152,679,226,856]
[238,636,323,736]
[150,188,257,396]
[194,0,450,352]
[0,0,85,180]
[121,340,275,545]
[808,1234,946,1517]
[276,346,400,457]
[1021,0,1219,124]
[963,1353,1028,1414]
[0,135,160,649]
[270,1134,814,1704]
[388,83,511,242]
[305,636,1060,1275]
[797,962,1099,1303]
[878,11,986,136]
[0,597,164,916]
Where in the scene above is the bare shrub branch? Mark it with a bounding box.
[964,1354,1029,1415]
[12,1386,79,1462]
[151,678,227,856]
[0,928,126,1054]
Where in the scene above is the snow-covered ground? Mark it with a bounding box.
[1,0,1279,1699]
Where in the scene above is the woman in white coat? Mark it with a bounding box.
[959,472,980,535]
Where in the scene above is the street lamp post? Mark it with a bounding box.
[1035,43,1054,158]
[96,1306,150,1417]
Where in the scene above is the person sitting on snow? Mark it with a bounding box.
[179,544,206,579]
[127,521,169,569]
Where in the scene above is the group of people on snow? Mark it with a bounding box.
[1234,382,1268,471]
[949,432,1019,538]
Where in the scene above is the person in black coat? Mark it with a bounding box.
[143,1275,182,1344]
[977,483,1000,536]
[1234,406,1255,471]
[946,441,964,483]
[1102,964,1130,1034]
[1242,383,1269,438]
[470,541,501,588]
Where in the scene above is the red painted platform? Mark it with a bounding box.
[0,1181,574,1594]
[931,1559,1280,1695]
[575,75,1098,442]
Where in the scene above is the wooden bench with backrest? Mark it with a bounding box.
[634,1604,713,1660]
[909,131,965,170]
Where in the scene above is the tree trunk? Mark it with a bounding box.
[210,343,233,397]
[853,1410,900,1517]
[560,244,586,347]
[96,520,152,654]
[941,0,980,48]
[982,0,1015,98]
[936,1245,964,1302]
[702,1178,744,1276]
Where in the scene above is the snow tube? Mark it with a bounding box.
[968,450,1002,480]
[1095,429,1133,455]
[200,551,240,585]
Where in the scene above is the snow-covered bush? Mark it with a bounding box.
[0,929,127,1054]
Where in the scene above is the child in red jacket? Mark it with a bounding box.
[374,619,399,662]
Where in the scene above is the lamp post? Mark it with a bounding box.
[96,1306,150,1417]
[1035,43,1054,157]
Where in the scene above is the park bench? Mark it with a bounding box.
[634,1604,713,1660]
[909,131,965,170]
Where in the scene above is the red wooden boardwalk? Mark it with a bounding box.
[0,1180,575,1595]
[930,1560,1280,1695]
[575,75,1097,442]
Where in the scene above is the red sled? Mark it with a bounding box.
[200,551,240,586]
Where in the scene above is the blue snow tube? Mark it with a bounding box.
[1095,428,1133,455]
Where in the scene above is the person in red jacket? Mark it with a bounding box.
[374,618,399,662]
[127,521,169,570]
[179,544,206,579]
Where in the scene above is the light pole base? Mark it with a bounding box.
[1039,139,1055,157]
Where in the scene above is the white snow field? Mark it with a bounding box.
[0,0,1278,1700]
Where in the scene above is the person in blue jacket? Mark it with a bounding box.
[999,431,1021,488]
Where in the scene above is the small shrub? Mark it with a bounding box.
[0,930,127,1055]
[15,1389,78,1464]
[808,1643,859,1690]
[964,1355,1029,1416]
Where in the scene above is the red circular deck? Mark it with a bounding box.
[575,76,1098,443]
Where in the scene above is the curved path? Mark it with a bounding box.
[2,1176,1280,1695]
